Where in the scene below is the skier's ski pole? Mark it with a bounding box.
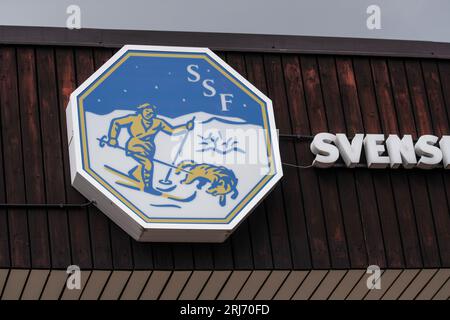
[160,116,195,185]
[96,136,191,174]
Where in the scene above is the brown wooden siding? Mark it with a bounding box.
[0,45,449,270]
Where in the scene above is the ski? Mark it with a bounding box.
[160,191,197,203]
[104,164,197,202]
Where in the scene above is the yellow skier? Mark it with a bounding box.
[107,103,195,195]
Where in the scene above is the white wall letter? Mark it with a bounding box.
[366,5,381,30]
[415,135,443,169]
[66,5,81,30]
[335,133,364,168]
[187,64,201,82]
[220,93,233,111]
[310,133,339,168]
[439,136,450,169]
[202,79,216,97]
[364,134,390,168]
[385,134,417,168]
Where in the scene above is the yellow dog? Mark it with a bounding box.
[175,160,238,206]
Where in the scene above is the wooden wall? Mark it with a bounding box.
[0,46,449,271]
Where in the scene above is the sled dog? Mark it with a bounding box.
[175,160,239,206]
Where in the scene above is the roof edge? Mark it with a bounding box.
[1,25,450,59]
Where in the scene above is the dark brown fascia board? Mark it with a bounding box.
[1,25,450,59]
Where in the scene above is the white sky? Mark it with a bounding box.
[0,0,449,43]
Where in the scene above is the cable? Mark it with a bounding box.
[0,201,94,209]
[282,162,314,169]
[278,133,313,141]
[278,133,425,143]
[282,162,370,169]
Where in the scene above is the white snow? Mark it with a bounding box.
[85,109,270,220]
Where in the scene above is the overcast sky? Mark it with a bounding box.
[0,0,449,42]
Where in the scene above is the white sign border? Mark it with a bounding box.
[67,45,283,241]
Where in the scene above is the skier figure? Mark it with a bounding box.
[107,103,195,195]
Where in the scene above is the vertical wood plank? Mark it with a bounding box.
[74,47,117,269]
[365,58,406,268]
[345,56,387,267]
[152,244,174,270]
[132,241,153,270]
[263,53,297,269]
[244,53,274,269]
[297,55,336,269]
[16,47,51,268]
[437,60,450,266]
[421,60,450,266]
[317,56,367,268]
[0,47,30,269]
[282,55,315,269]
[35,47,72,269]
[172,244,194,270]
[301,55,350,268]
[109,224,134,270]
[405,60,444,267]
[83,47,116,269]
[55,47,94,269]
[192,244,214,269]
[352,57,398,268]
[0,68,9,268]
[384,59,424,268]
[390,59,440,268]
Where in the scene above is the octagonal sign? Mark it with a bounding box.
[67,45,282,242]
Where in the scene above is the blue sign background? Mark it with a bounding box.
[84,51,264,126]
